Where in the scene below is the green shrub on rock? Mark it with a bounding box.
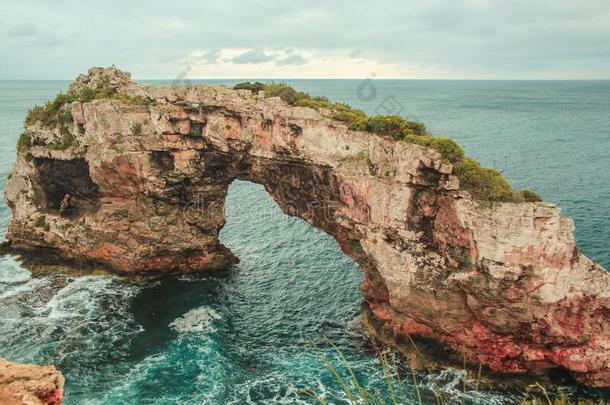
[47,132,77,151]
[405,137,541,202]
[404,135,465,164]
[25,106,47,127]
[131,122,142,136]
[33,215,50,231]
[454,158,515,202]
[513,189,544,203]
[403,120,426,136]
[25,93,75,129]
[25,81,151,130]
[77,84,115,102]
[16,133,32,154]
[234,82,363,116]
[262,83,301,104]
[294,95,334,110]
[331,109,368,130]
[364,115,412,139]
[232,82,428,138]
[233,81,266,93]
[332,114,427,138]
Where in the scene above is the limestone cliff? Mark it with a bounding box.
[0,358,64,405]
[4,67,610,386]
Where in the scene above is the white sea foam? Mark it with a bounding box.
[43,276,115,319]
[422,367,515,405]
[0,256,32,296]
[225,374,315,405]
[0,268,143,366]
[91,353,168,404]
[0,257,58,302]
[0,255,31,283]
[169,306,221,333]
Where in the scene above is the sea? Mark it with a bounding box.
[0,79,609,404]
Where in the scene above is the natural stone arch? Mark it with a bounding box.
[4,67,609,386]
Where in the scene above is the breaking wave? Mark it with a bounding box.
[170,306,221,334]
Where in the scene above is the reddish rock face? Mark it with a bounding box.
[4,67,610,386]
[0,358,64,404]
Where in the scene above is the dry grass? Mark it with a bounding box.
[301,335,607,405]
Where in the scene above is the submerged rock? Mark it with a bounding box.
[4,67,610,386]
[0,358,64,405]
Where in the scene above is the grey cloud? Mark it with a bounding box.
[230,50,274,64]
[199,50,221,64]
[275,54,307,66]
[1,0,610,78]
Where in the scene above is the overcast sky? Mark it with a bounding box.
[2,0,610,79]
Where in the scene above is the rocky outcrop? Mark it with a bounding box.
[68,66,133,95]
[4,67,610,386]
[0,358,64,405]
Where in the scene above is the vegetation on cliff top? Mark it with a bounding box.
[24,78,150,132]
[22,78,153,153]
[25,92,75,131]
[17,79,540,203]
[234,81,542,203]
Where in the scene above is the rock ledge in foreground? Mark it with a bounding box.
[0,358,64,405]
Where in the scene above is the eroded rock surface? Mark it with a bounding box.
[4,67,610,386]
[0,358,64,405]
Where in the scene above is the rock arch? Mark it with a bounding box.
[4,68,609,386]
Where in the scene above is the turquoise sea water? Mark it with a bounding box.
[0,80,609,404]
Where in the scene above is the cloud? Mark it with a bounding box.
[275,53,307,66]
[199,50,220,64]
[182,48,401,79]
[230,50,274,64]
[224,48,308,67]
[0,0,609,79]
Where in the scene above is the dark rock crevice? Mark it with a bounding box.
[32,157,99,215]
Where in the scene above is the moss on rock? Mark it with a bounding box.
[16,133,31,154]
